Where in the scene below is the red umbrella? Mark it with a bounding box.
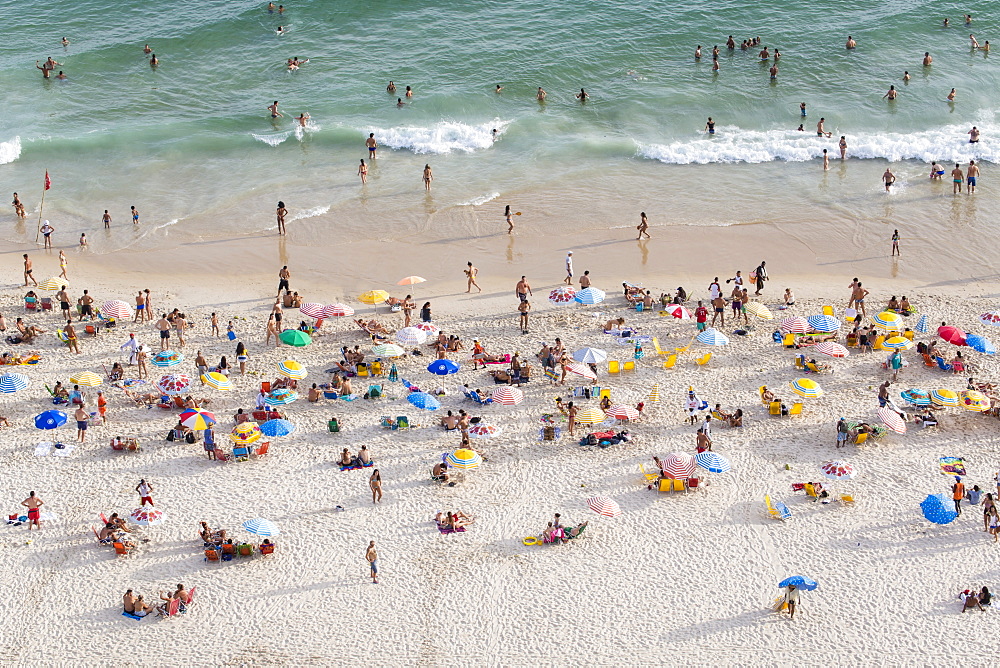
[660,453,696,479]
[938,325,967,346]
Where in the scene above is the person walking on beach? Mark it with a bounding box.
[637,212,650,239]
[21,491,44,530]
[464,262,481,293]
[366,541,379,583]
[23,254,37,287]
[422,164,433,191]
[967,160,979,194]
[882,168,896,192]
[358,159,368,184]
[953,477,965,516]
[366,133,377,158]
[276,201,287,235]
[58,250,68,279]
[369,469,382,504]
[136,479,154,507]
[277,266,290,298]
[518,299,531,334]
[752,261,767,296]
[401,296,414,327]
[951,164,964,194]
[564,251,574,285]
[891,230,900,256]
[505,205,514,234]
[516,276,532,302]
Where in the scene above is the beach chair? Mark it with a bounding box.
[24,296,38,311]
[837,494,855,507]
[657,478,673,492]
[805,362,829,374]
[854,432,868,445]
[822,305,834,316]
[396,416,410,430]
[652,337,670,356]
[662,354,677,369]
[356,363,369,377]
[765,495,792,520]
[113,542,135,558]
[695,353,712,366]
[253,442,270,457]
[364,384,383,400]
[622,360,636,373]
[759,386,769,405]
[259,543,276,556]
[769,401,782,416]
[640,464,659,485]
[213,448,230,462]
[935,357,953,372]
[204,548,221,563]
[221,543,237,561]
[844,307,858,323]
[903,330,914,341]
[804,483,819,501]
[371,360,383,376]
[252,410,268,421]
[260,381,271,394]
[237,543,254,557]
[788,402,803,416]
[184,587,197,610]
[846,334,858,347]
[922,353,936,367]
[686,477,700,489]
[782,333,795,348]
[327,418,341,433]
[794,356,805,369]
[872,335,886,351]
[158,598,181,618]
[40,297,53,312]
[674,343,691,355]
[608,360,620,374]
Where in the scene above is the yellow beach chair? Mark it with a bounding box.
[695,353,712,366]
[769,401,782,416]
[765,495,792,520]
[822,305,835,316]
[782,333,795,347]
[622,360,636,373]
[788,402,803,416]
[652,337,669,356]
[854,432,868,445]
[639,464,659,485]
[608,360,620,374]
[662,354,677,369]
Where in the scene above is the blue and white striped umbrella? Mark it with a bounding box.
[573,347,608,364]
[695,328,730,346]
[407,391,440,410]
[807,314,840,333]
[695,451,732,473]
[915,314,930,333]
[264,389,299,406]
[151,351,184,367]
[0,373,30,393]
[426,359,460,375]
[966,334,996,355]
[260,419,296,437]
[574,287,606,305]
[242,517,280,537]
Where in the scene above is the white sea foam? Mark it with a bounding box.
[251,131,293,147]
[372,120,509,154]
[458,192,500,206]
[638,125,996,165]
[287,205,330,222]
[0,136,22,164]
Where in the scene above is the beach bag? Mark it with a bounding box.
[227,331,237,341]
[165,430,176,442]
[749,272,757,282]
[185,432,197,444]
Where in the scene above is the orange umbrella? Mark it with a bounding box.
[397,276,426,286]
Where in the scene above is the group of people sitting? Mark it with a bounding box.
[339,445,372,467]
[434,510,474,530]
[486,353,532,386]
[279,290,303,308]
[539,513,588,544]
[0,350,41,365]
[97,512,140,551]
[960,586,993,612]
[915,340,969,373]
[123,584,192,618]
[199,521,276,558]
[711,404,744,427]
[885,295,915,315]
[429,332,464,357]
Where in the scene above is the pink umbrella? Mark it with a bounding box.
[665,304,691,320]
[564,362,597,380]
[813,342,849,358]
[938,325,967,346]
[876,407,907,434]
[820,460,857,480]
[414,322,439,335]
[660,453,696,479]
[779,316,809,333]
[489,387,524,406]
[606,405,640,421]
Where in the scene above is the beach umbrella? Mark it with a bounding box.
[397,276,426,285]
[387,363,398,382]
[396,327,428,345]
[38,277,67,291]
[279,330,312,347]
[276,360,307,380]
[665,304,691,320]
[965,334,996,355]
[179,408,216,430]
[900,388,931,406]
[960,390,991,412]
[744,302,773,320]
[358,290,389,305]
[876,407,906,434]
[325,303,354,317]
[264,388,298,406]
[129,507,165,526]
[606,405,640,421]
[779,316,809,333]
[548,286,577,304]
[695,451,732,473]
[260,418,296,437]
[696,328,730,346]
[414,322,438,335]
[490,387,523,406]
[573,347,608,364]
[100,300,133,320]
[150,351,183,367]
[915,314,930,333]
[446,448,482,470]
[156,373,191,395]
[299,303,328,319]
[778,576,818,591]
[883,336,913,350]
[813,342,849,358]
[469,423,501,438]
[575,407,607,425]
[807,315,840,332]
[574,287,606,305]
[586,496,622,518]
[938,325,966,346]
[34,410,67,430]
[0,373,29,393]
[790,378,823,398]
[407,392,440,410]
[242,517,280,537]
[202,372,232,391]
[69,371,103,387]
[565,362,598,381]
[979,311,1000,327]
[230,422,262,445]
[372,343,405,357]
[426,359,460,375]
[931,388,960,408]
[820,460,857,480]
[661,453,697,479]
[920,493,958,525]
[872,311,903,330]
[647,383,661,403]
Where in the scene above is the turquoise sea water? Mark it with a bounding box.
[1,0,998,267]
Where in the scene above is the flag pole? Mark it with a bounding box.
[34,170,48,244]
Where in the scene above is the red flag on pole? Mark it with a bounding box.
[44,171,51,191]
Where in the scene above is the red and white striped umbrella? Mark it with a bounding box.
[876,407,907,434]
[299,303,327,319]
[813,342,849,358]
[606,404,640,421]
[665,304,691,320]
[548,287,577,304]
[325,303,355,317]
[779,316,809,333]
[100,300,133,320]
[820,460,857,480]
[586,496,622,518]
[489,387,524,406]
[660,453,696,479]
[564,362,597,380]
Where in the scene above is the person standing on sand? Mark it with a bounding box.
[967,160,979,194]
[369,469,382,504]
[358,159,368,184]
[852,282,869,318]
[953,477,966,516]
[23,254,37,287]
[505,205,514,234]
[637,212,650,239]
[882,168,896,192]
[75,405,88,442]
[65,321,80,354]
[783,585,800,620]
[277,266,290,298]
[366,541,379,583]
[136,479,154,507]
[518,299,531,334]
[422,164,433,191]
[156,314,171,351]
[59,250,68,279]
[464,262,481,293]
[402,295,414,327]
[21,491,44,530]
[39,221,53,248]
[276,201,287,235]
[951,164,964,194]
[366,133,377,158]
[516,276,532,302]
[564,251,574,285]
[753,261,767,296]
[891,230,900,256]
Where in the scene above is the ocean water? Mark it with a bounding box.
[1,0,998,272]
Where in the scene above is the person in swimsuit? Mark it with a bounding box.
[968,126,980,143]
[267,100,282,118]
[967,160,979,194]
[12,192,25,218]
[422,164,433,191]
[40,221,53,248]
[130,206,139,224]
[369,469,382,504]
[365,133,377,158]
[951,164,964,193]
[882,85,897,100]
[149,54,158,66]
[75,405,89,442]
[536,87,546,101]
[358,159,368,184]
[637,211,650,239]
[882,168,896,192]
[386,81,396,93]
[103,210,111,228]
[276,201,287,235]
[23,254,37,287]
[891,229,900,256]
[816,118,832,137]
[704,117,715,134]
[839,136,847,159]
[505,205,514,234]
[21,491,44,530]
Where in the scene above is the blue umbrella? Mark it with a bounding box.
[778,575,818,591]
[427,359,460,375]
[807,315,840,333]
[574,287,606,305]
[388,363,398,382]
[915,314,930,333]
[920,493,958,525]
[242,517,280,536]
[260,419,296,437]
[35,410,67,430]
[696,328,730,346]
[407,392,440,410]
[0,373,30,393]
[965,334,996,355]
[695,451,732,473]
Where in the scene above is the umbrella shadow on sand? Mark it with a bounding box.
[828,520,982,557]
[656,608,785,646]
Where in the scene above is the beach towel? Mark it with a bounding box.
[939,457,967,477]
[339,462,375,471]
[436,522,466,535]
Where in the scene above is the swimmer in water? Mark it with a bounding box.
[947,88,956,102]
[923,52,932,66]
[712,56,719,71]
[267,100,282,118]
[695,45,702,59]
[846,35,856,49]
[268,2,275,10]
[882,168,896,192]
[358,159,368,184]
[61,37,69,46]
[903,70,911,81]
[965,14,972,24]
[726,35,735,49]
[796,124,804,131]
[276,26,286,35]
[296,113,310,127]
[396,98,404,107]
[769,63,778,79]
[536,87,546,101]
[816,117,832,137]
[704,117,715,134]
[366,132,377,156]
[149,53,158,66]
[575,88,589,101]
[278,4,284,12]
[405,85,412,98]
[491,128,498,141]
[495,84,503,93]
[800,102,807,116]
[839,135,847,159]
[143,44,152,54]
[758,46,770,60]
[387,81,396,93]
[287,59,298,71]
[930,161,943,179]
[882,85,897,100]
[55,70,66,79]
[970,34,980,48]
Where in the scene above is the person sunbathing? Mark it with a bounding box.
[440,411,459,430]
[886,296,900,312]
[916,410,938,427]
[109,362,124,381]
[950,352,966,373]
[761,386,776,403]
[807,358,831,372]
[481,352,507,363]
[52,381,69,399]
[562,522,588,539]
[603,317,626,332]
[795,334,837,346]
[432,461,450,482]
[490,368,512,384]
[899,296,913,314]
[16,318,44,341]
[357,445,371,466]
[600,394,612,411]
[447,336,464,352]
[130,594,154,617]
[98,522,116,544]
[340,448,357,467]
[199,522,214,544]
[713,403,732,421]
[961,591,984,613]
[541,521,557,542]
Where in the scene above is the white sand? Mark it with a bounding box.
[2,260,1000,665]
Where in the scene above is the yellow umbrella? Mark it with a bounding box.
[230,422,262,445]
[960,390,991,412]
[931,389,960,408]
[69,371,103,387]
[39,277,68,291]
[646,383,661,403]
[276,360,307,379]
[744,302,773,320]
[202,372,232,391]
[790,378,824,398]
[358,290,389,304]
[884,336,913,350]
[575,407,607,424]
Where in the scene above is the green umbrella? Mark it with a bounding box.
[280,330,312,347]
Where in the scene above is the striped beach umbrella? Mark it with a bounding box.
[965,334,996,355]
[446,448,482,470]
[574,407,607,425]
[647,383,662,403]
[807,315,840,332]
[129,507,165,526]
[469,423,501,438]
[586,496,622,518]
[230,422,262,445]
[264,388,298,406]
[325,303,355,317]
[490,386,523,406]
[938,325,966,346]
[695,451,732,473]
[0,373,29,393]
[180,408,216,430]
[665,304,691,320]
[565,362,598,380]
[900,388,931,406]
[915,314,930,333]
[358,290,389,305]
[156,373,191,395]
[820,460,857,480]
[202,372,232,391]
[100,300,133,320]
[960,390,991,412]
[151,351,183,367]
[414,322,438,335]
[979,310,1000,327]
[406,392,440,410]
[606,405,640,421]
[696,328,730,346]
[779,316,809,333]
[279,330,312,347]
[790,378,823,398]
[876,407,907,434]
[744,302,773,320]
[260,418,296,437]
[69,371,103,387]
[883,336,913,350]
[299,303,328,319]
[574,287,606,305]
[814,342,849,358]
[931,388,960,407]
[573,347,608,364]
[242,517,279,537]
[872,311,903,330]
[661,453,697,479]
[34,410,67,429]
[276,360,307,379]
[372,343,405,357]
[396,327,428,345]
[427,359,460,375]
[38,277,67,291]
[548,286,577,304]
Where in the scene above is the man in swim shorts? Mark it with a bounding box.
[952,164,964,193]
[277,266,291,297]
[21,491,44,530]
[968,126,980,143]
[366,133,377,158]
[882,168,895,192]
[131,206,139,224]
[967,160,979,193]
[156,314,171,351]
[79,290,94,320]
[75,405,89,442]
[267,100,282,118]
[23,254,37,287]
